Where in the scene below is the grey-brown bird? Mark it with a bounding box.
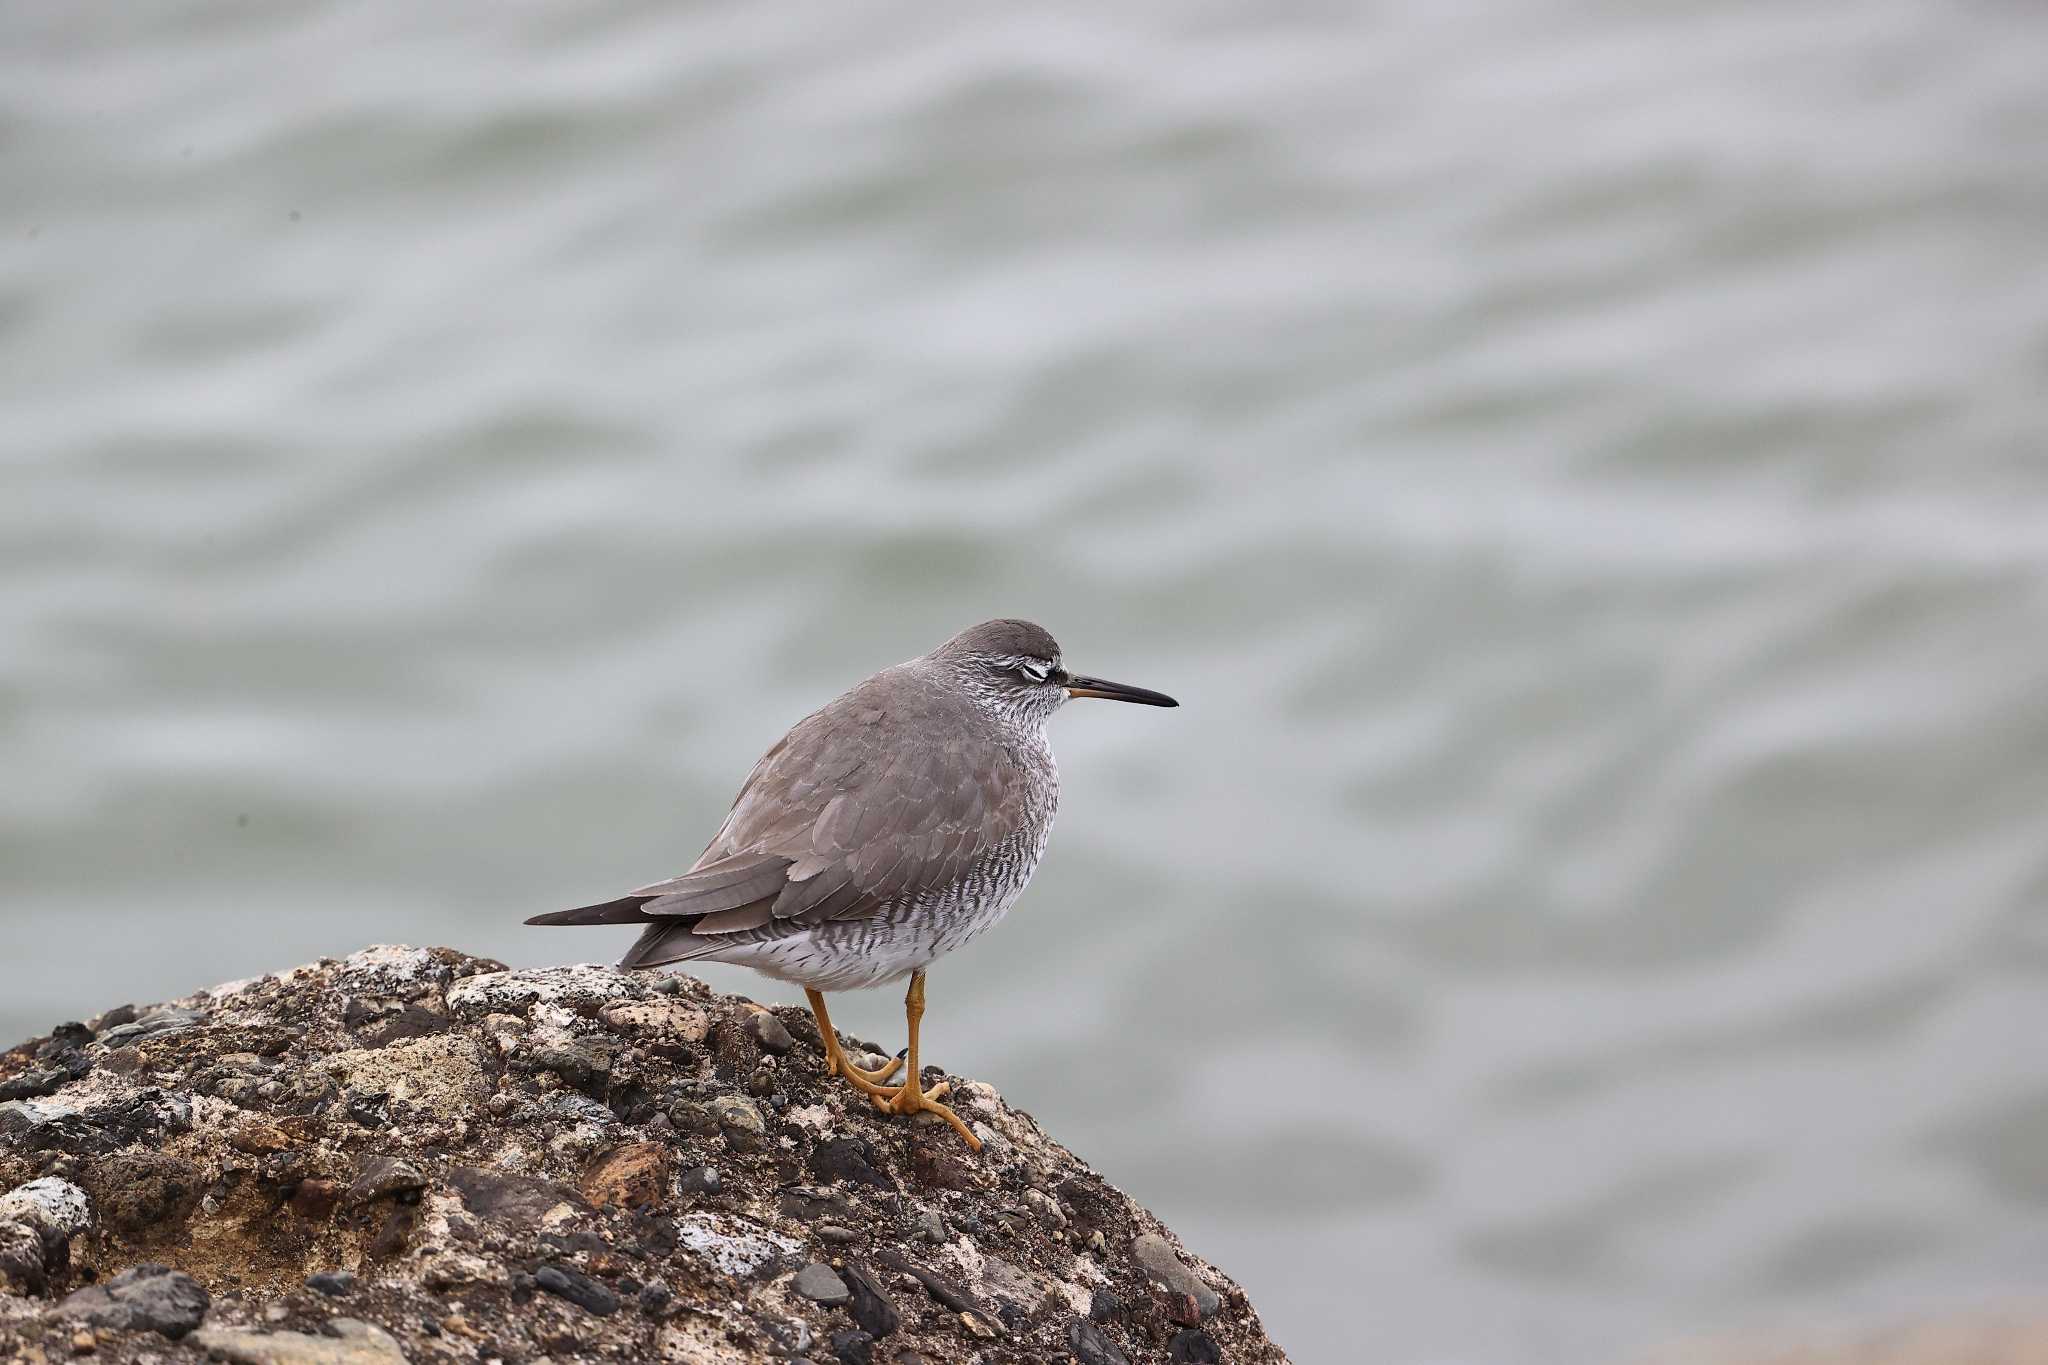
[527,619,1176,1148]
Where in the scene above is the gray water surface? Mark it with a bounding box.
[6,3,2048,1361]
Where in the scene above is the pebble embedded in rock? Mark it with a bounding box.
[345,1156,426,1207]
[187,1324,407,1365]
[56,1263,210,1340]
[709,1093,765,1135]
[580,1140,669,1209]
[830,1327,876,1365]
[306,1270,355,1297]
[839,1262,900,1338]
[1067,1318,1132,1365]
[747,1010,795,1054]
[534,1262,619,1316]
[637,1278,673,1317]
[1132,1232,1221,1319]
[809,1136,892,1190]
[677,1165,722,1196]
[1169,1326,1224,1363]
[791,1261,850,1306]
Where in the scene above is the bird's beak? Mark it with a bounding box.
[1061,672,1179,707]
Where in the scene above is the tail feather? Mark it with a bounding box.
[524,896,654,927]
[617,920,734,971]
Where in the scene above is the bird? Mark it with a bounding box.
[526,619,1177,1150]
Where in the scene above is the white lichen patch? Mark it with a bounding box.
[780,1103,835,1135]
[446,964,646,1019]
[676,1213,799,1278]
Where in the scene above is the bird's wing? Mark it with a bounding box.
[526,671,1032,968]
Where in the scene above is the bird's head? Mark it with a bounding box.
[930,618,1178,726]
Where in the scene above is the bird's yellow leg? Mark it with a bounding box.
[803,988,904,1091]
[872,972,981,1151]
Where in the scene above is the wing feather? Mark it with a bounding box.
[533,666,1039,968]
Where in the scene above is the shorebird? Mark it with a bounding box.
[527,619,1176,1149]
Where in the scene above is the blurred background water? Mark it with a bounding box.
[5,2,2048,1360]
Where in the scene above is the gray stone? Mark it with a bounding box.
[747,1011,795,1055]
[98,1008,205,1048]
[790,1261,850,1306]
[1131,1233,1220,1319]
[56,1263,210,1339]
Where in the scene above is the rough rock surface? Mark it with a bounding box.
[0,946,1289,1364]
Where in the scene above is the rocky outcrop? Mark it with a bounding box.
[0,946,1288,1364]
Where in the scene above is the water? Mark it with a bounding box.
[5,3,2048,1360]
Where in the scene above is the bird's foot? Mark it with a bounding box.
[873,1075,981,1151]
[824,1046,905,1092]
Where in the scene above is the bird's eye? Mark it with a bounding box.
[1017,661,1050,683]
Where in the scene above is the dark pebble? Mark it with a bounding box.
[1089,1287,1121,1322]
[1169,1327,1223,1363]
[830,1328,875,1365]
[1068,1318,1132,1365]
[306,1271,355,1298]
[840,1261,900,1338]
[534,1263,619,1316]
[872,1249,979,1315]
[638,1278,673,1317]
[678,1165,722,1196]
[809,1137,893,1191]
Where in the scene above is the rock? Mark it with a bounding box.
[1132,1232,1221,1319]
[445,1166,588,1224]
[1068,1318,1131,1365]
[306,1271,355,1297]
[0,947,1288,1365]
[534,1263,618,1315]
[79,1150,199,1238]
[320,1034,487,1123]
[581,1141,668,1209]
[187,1323,408,1364]
[522,1035,617,1096]
[0,1178,90,1249]
[1170,1326,1224,1363]
[55,1263,209,1339]
[709,1094,765,1140]
[810,1137,892,1190]
[840,1262,900,1338]
[746,1011,795,1055]
[830,1327,876,1364]
[677,1165,721,1196]
[345,1156,427,1206]
[97,1008,204,1049]
[0,1219,48,1294]
[791,1262,850,1306]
